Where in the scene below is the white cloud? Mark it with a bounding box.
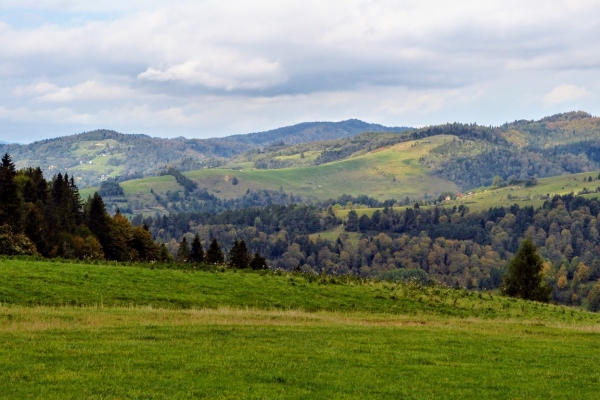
[138,57,288,91]
[543,84,593,105]
[0,0,600,141]
[14,80,135,102]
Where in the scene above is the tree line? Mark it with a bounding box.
[141,192,600,308]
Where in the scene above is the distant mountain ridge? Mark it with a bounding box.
[0,119,409,187]
[222,119,409,146]
[4,111,600,191]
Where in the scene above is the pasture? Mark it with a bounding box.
[336,170,600,218]
[184,135,459,201]
[1,258,599,398]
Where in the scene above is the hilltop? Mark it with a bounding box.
[0,120,409,188]
[77,111,600,216]
[4,111,600,195]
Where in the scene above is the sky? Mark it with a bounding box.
[0,0,599,143]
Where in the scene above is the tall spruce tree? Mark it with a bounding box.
[0,153,22,231]
[502,237,552,302]
[205,238,224,264]
[190,234,204,263]
[345,210,359,232]
[228,239,250,269]
[84,192,130,260]
[177,236,191,262]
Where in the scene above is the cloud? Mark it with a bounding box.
[138,56,288,91]
[543,84,593,105]
[15,80,135,102]
[1,0,600,141]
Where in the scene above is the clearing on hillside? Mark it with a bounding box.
[184,135,459,201]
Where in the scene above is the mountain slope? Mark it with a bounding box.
[82,135,460,215]
[0,120,408,187]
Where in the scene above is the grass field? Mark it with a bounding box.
[184,135,459,201]
[68,139,127,179]
[336,170,600,218]
[1,258,600,398]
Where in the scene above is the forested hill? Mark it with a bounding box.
[220,119,409,146]
[420,111,600,188]
[233,111,600,190]
[3,111,600,191]
[0,120,407,187]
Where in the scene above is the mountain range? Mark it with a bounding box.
[3,111,600,203]
[0,119,409,187]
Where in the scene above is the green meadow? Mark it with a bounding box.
[1,258,600,398]
[336,170,600,218]
[184,135,459,201]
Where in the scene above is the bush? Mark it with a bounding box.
[0,224,38,256]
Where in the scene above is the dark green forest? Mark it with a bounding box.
[0,153,167,262]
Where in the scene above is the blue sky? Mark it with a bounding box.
[0,0,599,143]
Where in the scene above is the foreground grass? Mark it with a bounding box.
[2,258,599,323]
[2,259,600,398]
[1,305,600,399]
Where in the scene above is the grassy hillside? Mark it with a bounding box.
[185,135,459,201]
[1,259,600,398]
[337,170,600,218]
[1,120,406,188]
[82,134,459,214]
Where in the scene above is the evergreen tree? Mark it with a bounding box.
[85,192,128,260]
[502,237,552,302]
[228,239,250,269]
[0,153,22,231]
[190,234,204,263]
[249,252,268,270]
[24,202,50,256]
[159,243,173,262]
[130,225,161,261]
[345,210,359,232]
[205,238,224,264]
[177,236,190,262]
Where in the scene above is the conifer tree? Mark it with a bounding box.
[0,153,22,231]
[345,210,359,232]
[85,192,129,260]
[205,238,224,264]
[177,236,190,262]
[190,234,204,263]
[502,237,552,302]
[228,239,250,269]
[249,252,268,270]
[159,243,173,262]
